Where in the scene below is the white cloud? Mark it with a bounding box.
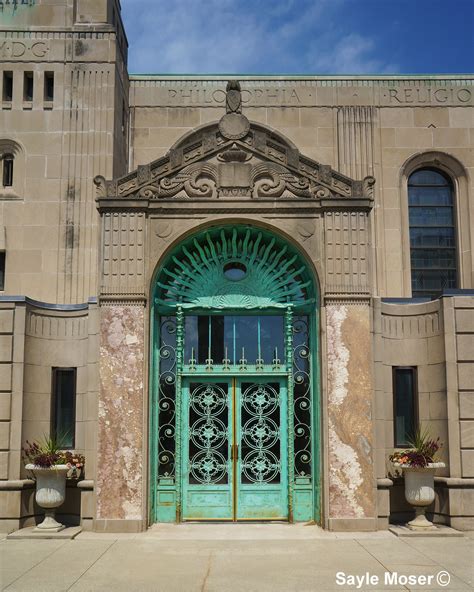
[309,34,399,74]
[120,0,399,74]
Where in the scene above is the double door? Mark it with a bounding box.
[182,377,288,521]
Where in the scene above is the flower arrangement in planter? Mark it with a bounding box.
[23,436,85,532]
[389,427,445,530]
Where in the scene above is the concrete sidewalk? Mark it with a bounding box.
[1,524,473,592]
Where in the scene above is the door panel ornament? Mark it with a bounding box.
[188,383,230,485]
[241,383,281,484]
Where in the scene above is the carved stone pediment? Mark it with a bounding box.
[95,81,375,203]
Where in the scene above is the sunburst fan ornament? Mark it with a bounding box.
[155,226,314,310]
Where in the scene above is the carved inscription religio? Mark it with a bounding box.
[381,87,472,104]
[0,41,50,59]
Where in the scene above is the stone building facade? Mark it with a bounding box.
[0,0,473,533]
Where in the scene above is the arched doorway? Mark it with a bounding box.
[150,224,320,522]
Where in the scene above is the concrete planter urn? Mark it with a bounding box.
[25,464,69,532]
[396,462,445,529]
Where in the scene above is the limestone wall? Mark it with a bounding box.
[0,298,98,532]
[373,295,474,529]
[0,0,128,304]
[129,76,474,299]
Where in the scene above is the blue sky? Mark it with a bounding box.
[120,0,473,75]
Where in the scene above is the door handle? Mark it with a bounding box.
[231,444,239,461]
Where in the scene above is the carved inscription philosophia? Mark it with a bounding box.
[167,87,302,105]
[159,84,473,107]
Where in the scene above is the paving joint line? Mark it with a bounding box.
[2,539,69,591]
[200,551,213,592]
[65,539,118,591]
[354,538,411,592]
[401,535,474,588]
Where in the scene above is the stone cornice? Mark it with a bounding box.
[97,199,374,214]
[130,74,474,82]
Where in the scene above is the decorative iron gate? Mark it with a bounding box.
[182,378,288,520]
[150,226,319,522]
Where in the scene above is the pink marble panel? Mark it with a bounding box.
[96,305,145,520]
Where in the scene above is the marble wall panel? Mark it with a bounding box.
[96,305,144,520]
[327,304,375,519]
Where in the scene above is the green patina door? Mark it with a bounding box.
[151,226,319,523]
[182,377,288,521]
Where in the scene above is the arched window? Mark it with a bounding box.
[408,169,457,298]
[2,153,14,187]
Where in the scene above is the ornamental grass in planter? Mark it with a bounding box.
[389,428,445,530]
[23,436,85,532]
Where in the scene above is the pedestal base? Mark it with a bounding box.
[407,511,436,530]
[389,524,463,538]
[7,526,82,540]
[35,510,65,532]
[34,523,65,533]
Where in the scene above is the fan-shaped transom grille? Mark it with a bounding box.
[155,226,315,310]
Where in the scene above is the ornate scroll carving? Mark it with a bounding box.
[137,163,218,199]
[96,80,375,205]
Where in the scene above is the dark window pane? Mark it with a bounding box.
[393,368,417,447]
[0,252,5,290]
[409,206,454,226]
[23,72,33,101]
[2,154,13,187]
[52,368,76,448]
[408,186,453,206]
[184,314,285,367]
[3,71,13,102]
[411,248,457,269]
[409,170,449,186]
[184,315,198,364]
[194,316,224,364]
[44,71,54,102]
[259,316,285,364]
[410,227,455,247]
[411,269,457,294]
[234,316,258,364]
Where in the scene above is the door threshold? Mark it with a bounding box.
[181,519,290,523]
